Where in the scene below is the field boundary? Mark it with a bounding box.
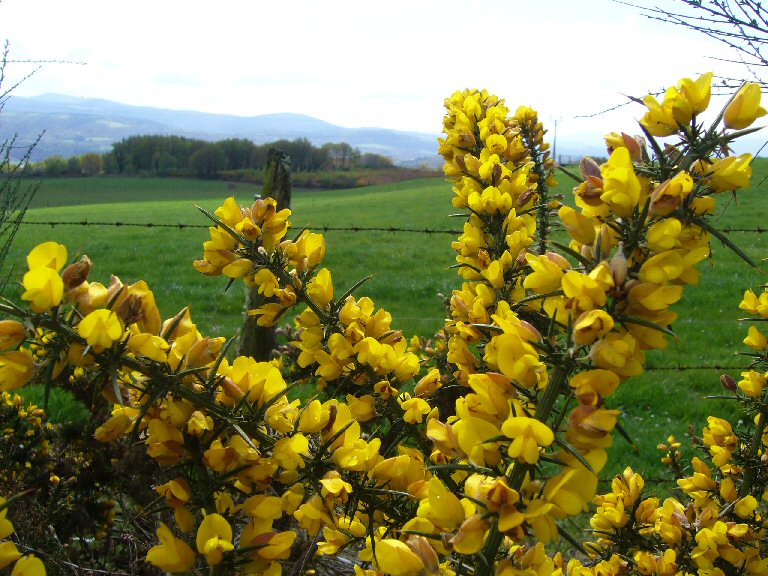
[17,219,768,235]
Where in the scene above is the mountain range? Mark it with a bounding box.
[8,94,761,168]
[1,94,445,167]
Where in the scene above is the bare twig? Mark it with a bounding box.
[616,0,768,86]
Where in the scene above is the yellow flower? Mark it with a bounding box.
[26,241,67,271]
[146,522,196,573]
[0,321,26,351]
[650,171,693,216]
[374,539,425,576]
[558,205,596,246]
[214,196,244,227]
[561,271,608,317]
[600,147,641,218]
[627,282,683,312]
[724,82,767,129]
[740,288,768,316]
[9,555,45,576]
[485,332,542,389]
[156,478,192,508]
[298,399,332,433]
[643,246,707,287]
[451,514,489,555]
[77,309,124,352]
[320,472,353,502]
[743,326,767,351]
[523,253,569,294]
[221,258,252,279]
[707,154,752,192]
[146,418,185,465]
[0,351,35,392]
[254,531,297,561]
[185,336,225,368]
[291,230,326,269]
[417,477,466,531]
[127,333,169,362]
[93,407,138,442]
[640,93,678,137]
[399,396,431,424]
[647,219,682,252]
[293,495,331,535]
[0,541,22,570]
[307,268,334,307]
[589,332,644,379]
[248,302,285,327]
[195,513,234,566]
[21,267,64,313]
[501,416,555,464]
[333,436,381,473]
[738,369,766,398]
[0,506,16,540]
[570,369,620,404]
[272,434,309,470]
[678,72,713,115]
[346,394,376,422]
[573,309,615,345]
[734,495,758,518]
[453,410,503,466]
[253,268,280,297]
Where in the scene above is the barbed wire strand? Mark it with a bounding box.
[17,219,768,234]
[16,219,760,372]
[20,220,464,234]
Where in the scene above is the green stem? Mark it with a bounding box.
[532,157,551,256]
[475,363,569,574]
[739,409,768,498]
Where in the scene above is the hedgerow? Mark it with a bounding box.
[1,74,767,576]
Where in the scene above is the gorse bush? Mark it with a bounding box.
[0,74,767,576]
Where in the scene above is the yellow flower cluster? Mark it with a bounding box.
[0,496,46,575]
[0,73,763,576]
[0,392,50,488]
[576,285,768,576]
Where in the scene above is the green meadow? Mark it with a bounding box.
[6,164,768,480]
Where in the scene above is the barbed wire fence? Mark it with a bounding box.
[17,219,768,235]
[16,218,766,373]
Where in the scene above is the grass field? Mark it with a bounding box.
[6,165,768,481]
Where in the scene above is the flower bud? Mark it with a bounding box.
[62,255,92,290]
[186,337,225,369]
[517,187,537,208]
[610,250,628,288]
[116,294,144,325]
[579,156,602,181]
[545,251,571,270]
[720,373,737,392]
[219,377,244,401]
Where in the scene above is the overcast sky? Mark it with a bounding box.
[1,0,758,141]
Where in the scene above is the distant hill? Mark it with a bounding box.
[5,94,765,168]
[1,94,443,167]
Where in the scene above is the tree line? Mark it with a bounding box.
[30,135,395,178]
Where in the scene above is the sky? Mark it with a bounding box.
[1,0,760,146]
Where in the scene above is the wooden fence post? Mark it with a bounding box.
[238,148,292,360]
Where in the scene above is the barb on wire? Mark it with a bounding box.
[645,364,744,372]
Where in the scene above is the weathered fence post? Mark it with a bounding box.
[238,148,292,360]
